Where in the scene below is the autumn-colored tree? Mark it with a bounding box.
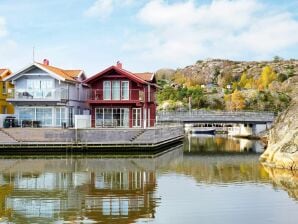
[258,66,277,90]
[224,90,245,111]
[244,77,255,89]
[238,72,248,88]
[173,72,186,84]
[232,90,245,110]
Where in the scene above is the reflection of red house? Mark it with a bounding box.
[85,62,157,128]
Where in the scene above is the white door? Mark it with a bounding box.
[132,108,141,127]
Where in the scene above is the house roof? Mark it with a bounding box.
[0,69,12,80]
[4,62,84,83]
[134,72,155,82]
[36,63,83,82]
[85,65,155,85]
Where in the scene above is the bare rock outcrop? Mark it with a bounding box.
[260,76,298,169]
[156,58,298,86]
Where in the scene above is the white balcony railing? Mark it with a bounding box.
[8,88,68,100]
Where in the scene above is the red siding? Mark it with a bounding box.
[87,67,157,128]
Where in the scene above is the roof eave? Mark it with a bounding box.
[85,66,148,85]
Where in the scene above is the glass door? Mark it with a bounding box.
[132,108,141,127]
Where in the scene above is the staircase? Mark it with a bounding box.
[130,129,146,142]
[0,129,18,143]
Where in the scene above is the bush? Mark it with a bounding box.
[277,73,288,82]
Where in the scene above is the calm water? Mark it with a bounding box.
[0,135,298,224]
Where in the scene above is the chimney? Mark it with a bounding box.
[116,61,122,69]
[43,59,49,66]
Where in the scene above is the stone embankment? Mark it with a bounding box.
[260,76,298,169]
[0,126,184,151]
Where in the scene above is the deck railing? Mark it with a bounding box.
[87,89,155,102]
[8,88,68,100]
[157,110,275,123]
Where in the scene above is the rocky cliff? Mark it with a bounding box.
[260,76,298,169]
[156,59,298,86]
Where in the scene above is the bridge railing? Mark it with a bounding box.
[157,110,275,122]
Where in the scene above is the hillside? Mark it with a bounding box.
[156,58,298,86]
[156,58,297,112]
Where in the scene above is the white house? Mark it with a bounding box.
[4,59,89,127]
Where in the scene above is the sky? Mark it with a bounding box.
[0,0,298,76]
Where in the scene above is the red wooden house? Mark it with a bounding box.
[84,62,157,128]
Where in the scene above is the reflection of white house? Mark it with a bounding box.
[6,198,60,218]
[4,60,89,127]
[228,123,253,137]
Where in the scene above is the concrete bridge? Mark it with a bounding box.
[156,111,275,124]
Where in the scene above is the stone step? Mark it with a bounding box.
[0,129,18,143]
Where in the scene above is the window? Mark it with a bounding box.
[95,108,129,127]
[36,108,53,126]
[2,82,7,94]
[55,108,67,126]
[120,108,129,127]
[27,79,53,98]
[103,81,111,100]
[132,108,141,127]
[121,81,129,100]
[112,81,120,100]
[18,108,35,122]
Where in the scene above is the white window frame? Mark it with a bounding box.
[112,81,120,100]
[132,108,142,127]
[17,106,54,127]
[121,81,129,100]
[103,81,111,100]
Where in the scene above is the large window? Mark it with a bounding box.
[18,108,35,122]
[112,81,120,100]
[103,81,111,100]
[121,81,129,100]
[17,107,66,127]
[95,108,129,127]
[103,80,129,100]
[55,108,67,126]
[36,108,53,126]
[27,79,53,98]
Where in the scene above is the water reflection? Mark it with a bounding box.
[185,134,264,154]
[0,137,298,224]
[263,166,298,201]
[164,154,270,184]
[0,148,182,224]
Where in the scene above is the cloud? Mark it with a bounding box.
[122,0,298,68]
[84,0,136,19]
[0,17,8,37]
[84,0,114,19]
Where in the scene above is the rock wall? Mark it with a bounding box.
[260,76,298,169]
[156,59,298,85]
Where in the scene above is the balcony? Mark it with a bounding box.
[87,89,152,104]
[7,88,68,102]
